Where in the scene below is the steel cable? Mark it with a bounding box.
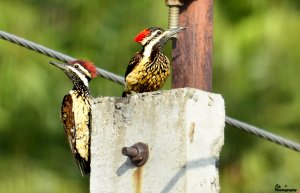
[0,30,125,85]
[226,117,300,152]
[1,30,300,152]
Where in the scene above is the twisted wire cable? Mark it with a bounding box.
[0,30,125,85]
[226,116,300,152]
[1,30,300,152]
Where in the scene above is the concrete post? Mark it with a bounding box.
[90,88,225,193]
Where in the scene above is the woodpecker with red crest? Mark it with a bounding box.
[122,27,186,97]
[49,60,97,176]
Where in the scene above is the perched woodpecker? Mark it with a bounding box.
[49,60,97,176]
[122,27,186,97]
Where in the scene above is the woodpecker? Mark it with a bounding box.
[49,60,97,176]
[122,27,186,97]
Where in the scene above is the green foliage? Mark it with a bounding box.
[214,1,300,192]
[0,0,299,193]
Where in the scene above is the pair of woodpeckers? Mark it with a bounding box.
[49,27,186,176]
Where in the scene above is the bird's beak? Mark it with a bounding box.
[158,27,187,48]
[49,61,68,70]
[166,27,187,38]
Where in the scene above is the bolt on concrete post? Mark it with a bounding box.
[90,88,225,193]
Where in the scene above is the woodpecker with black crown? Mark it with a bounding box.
[123,26,186,97]
[49,60,97,176]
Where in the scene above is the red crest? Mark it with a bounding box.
[70,60,97,78]
[134,29,150,43]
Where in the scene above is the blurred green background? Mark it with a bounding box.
[0,0,299,193]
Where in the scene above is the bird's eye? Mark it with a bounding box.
[157,31,162,35]
[74,64,79,68]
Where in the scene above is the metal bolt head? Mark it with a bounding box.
[122,147,138,157]
[165,0,184,6]
[122,142,149,167]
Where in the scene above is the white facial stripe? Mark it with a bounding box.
[141,30,160,45]
[78,65,91,78]
[143,31,168,57]
[68,66,89,87]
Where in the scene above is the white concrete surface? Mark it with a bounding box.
[90,88,225,193]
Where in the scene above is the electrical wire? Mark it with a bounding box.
[0,31,125,85]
